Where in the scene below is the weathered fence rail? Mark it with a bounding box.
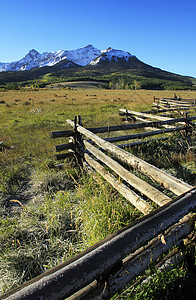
[153,96,196,110]
[104,126,185,142]
[119,108,196,122]
[154,96,196,103]
[51,114,196,139]
[84,139,171,207]
[66,118,193,196]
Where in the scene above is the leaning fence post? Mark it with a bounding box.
[78,115,85,162]
[73,115,85,168]
[157,98,160,111]
[185,112,192,136]
[73,116,77,154]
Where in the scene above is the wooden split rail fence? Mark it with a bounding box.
[153,96,196,111]
[2,98,196,300]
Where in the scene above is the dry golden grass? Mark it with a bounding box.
[1,88,195,125]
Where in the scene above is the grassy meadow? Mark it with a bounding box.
[0,87,195,298]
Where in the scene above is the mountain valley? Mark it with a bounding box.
[0,45,195,90]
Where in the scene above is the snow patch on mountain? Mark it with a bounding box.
[63,45,102,66]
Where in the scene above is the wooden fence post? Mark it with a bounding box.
[77,115,85,168]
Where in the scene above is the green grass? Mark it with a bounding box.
[0,88,195,297]
[113,266,196,300]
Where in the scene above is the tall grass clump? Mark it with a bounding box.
[129,132,196,186]
[75,173,142,248]
[0,184,81,294]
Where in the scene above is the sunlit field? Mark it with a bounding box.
[0,87,195,297]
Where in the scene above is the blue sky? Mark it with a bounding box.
[0,0,196,77]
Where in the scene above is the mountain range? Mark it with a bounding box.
[0,45,135,72]
[0,45,195,90]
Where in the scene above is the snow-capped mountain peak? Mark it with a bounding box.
[89,47,134,66]
[28,49,39,57]
[0,45,135,72]
[61,45,102,66]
